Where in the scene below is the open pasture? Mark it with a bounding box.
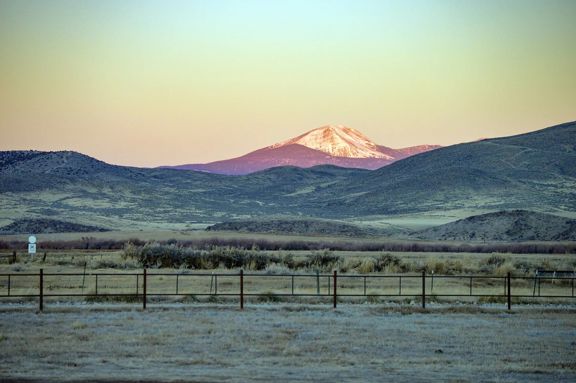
[0,304,575,382]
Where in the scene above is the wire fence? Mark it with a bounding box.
[0,269,574,311]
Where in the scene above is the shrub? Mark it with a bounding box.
[305,249,341,271]
[124,242,281,270]
[122,242,139,260]
[425,259,464,275]
[282,253,296,269]
[340,258,361,273]
[494,262,516,277]
[479,254,508,273]
[425,259,446,274]
[374,253,408,273]
[485,255,507,267]
[357,258,376,273]
[3,237,574,254]
[539,260,553,270]
[513,260,534,274]
[88,259,124,269]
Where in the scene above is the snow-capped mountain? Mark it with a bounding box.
[163,125,440,175]
[270,125,393,159]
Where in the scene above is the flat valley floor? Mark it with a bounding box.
[0,304,575,382]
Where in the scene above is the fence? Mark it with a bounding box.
[0,269,575,311]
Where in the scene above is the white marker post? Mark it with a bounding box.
[28,235,37,259]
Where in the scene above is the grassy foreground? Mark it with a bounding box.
[0,305,575,382]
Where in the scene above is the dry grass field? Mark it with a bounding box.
[0,304,575,382]
[1,246,574,382]
[1,249,575,306]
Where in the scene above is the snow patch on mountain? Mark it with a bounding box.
[270,125,393,159]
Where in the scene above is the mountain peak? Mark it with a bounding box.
[164,124,440,174]
[271,124,393,159]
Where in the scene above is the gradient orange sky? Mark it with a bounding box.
[1,0,575,167]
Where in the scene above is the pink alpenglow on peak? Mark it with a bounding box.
[270,125,393,159]
[163,125,441,175]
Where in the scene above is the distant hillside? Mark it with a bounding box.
[206,218,369,237]
[415,210,576,241]
[165,125,440,174]
[165,144,398,175]
[335,121,576,215]
[0,121,575,229]
[0,218,110,234]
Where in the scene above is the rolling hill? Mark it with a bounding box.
[415,210,576,241]
[0,218,110,235]
[0,121,574,232]
[325,121,576,215]
[206,218,370,237]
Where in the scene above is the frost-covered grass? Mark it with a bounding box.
[0,304,575,382]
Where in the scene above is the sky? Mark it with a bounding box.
[0,0,575,167]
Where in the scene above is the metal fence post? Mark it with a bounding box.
[333,270,337,309]
[422,271,426,309]
[240,269,244,310]
[143,268,147,310]
[316,270,320,295]
[507,272,511,310]
[39,268,44,312]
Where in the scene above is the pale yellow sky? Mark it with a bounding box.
[0,0,575,167]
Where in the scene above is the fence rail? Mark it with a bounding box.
[0,269,574,311]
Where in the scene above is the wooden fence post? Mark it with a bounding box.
[143,268,147,310]
[507,272,511,310]
[240,269,244,310]
[422,271,426,309]
[333,270,337,309]
[39,268,44,312]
